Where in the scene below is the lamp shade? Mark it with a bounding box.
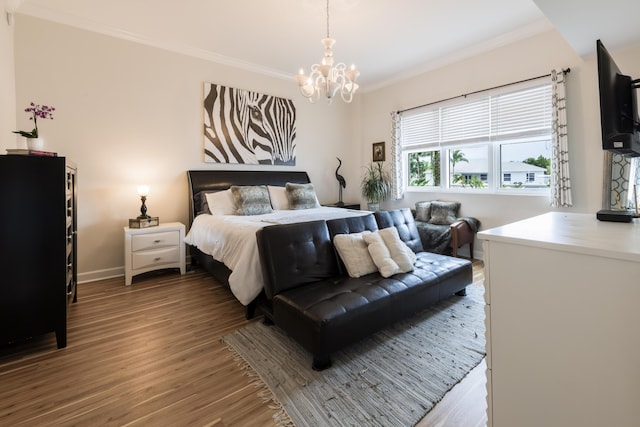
[137,185,150,197]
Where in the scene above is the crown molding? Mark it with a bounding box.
[16,3,293,81]
[363,18,555,93]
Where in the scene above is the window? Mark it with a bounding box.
[401,79,552,193]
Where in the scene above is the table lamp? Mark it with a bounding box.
[137,185,150,219]
[129,185,159,228]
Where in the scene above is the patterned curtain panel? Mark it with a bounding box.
[390,111,404,200]
[630,157,640,209]
[610,154,631,209]
[550,69,573,207]
[634,159,640,206]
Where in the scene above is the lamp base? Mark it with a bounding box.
[129,217,159,228]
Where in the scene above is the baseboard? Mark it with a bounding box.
[78,255,192,284]
[78,267,124,284]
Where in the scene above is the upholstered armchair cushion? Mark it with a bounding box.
[415,201,432,222]
[428,201,460,225]
[412,200,480,257]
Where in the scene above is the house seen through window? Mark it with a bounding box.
[402,78,552,193]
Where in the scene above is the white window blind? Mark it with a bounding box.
[400,80,552,148]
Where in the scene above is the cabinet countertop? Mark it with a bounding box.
[478,212,640,263]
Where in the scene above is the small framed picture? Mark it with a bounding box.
[372,142,385,162]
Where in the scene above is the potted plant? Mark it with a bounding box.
[13,102,55,151]
[361,161,391,211]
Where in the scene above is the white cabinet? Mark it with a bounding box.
[124,222,186,286]
[479,213,640,427]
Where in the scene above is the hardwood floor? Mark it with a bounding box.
[0,262,487,426]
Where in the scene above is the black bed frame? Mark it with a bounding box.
[186,169,311,319]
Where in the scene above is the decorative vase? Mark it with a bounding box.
[367,202,380,212]
[27,137,44,151]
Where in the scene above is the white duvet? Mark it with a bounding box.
[184,207,369,305]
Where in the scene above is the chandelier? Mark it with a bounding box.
[294,0,360,104]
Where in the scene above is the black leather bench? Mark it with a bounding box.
[256,208,472,370]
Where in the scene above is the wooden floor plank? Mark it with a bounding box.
[0,263,487,426]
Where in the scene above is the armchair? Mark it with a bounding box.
[412,200,480,258]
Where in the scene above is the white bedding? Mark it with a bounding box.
[184,207,369,305]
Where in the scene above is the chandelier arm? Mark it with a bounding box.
[341,90,355,103]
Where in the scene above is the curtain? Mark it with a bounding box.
[390,111,403,200]
[550,69,573,207]
[610,154,631,209]
[632,158,640,209]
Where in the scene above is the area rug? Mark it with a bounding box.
[222,283,486,427]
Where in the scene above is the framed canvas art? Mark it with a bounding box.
[203,83,297,165]
[372,141,385,162]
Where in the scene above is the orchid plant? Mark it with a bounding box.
[13,102,55,138]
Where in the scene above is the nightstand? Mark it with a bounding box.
[324,202,361,210]
[124,222,186,286]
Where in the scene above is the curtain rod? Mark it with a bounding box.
[399,68,571,114]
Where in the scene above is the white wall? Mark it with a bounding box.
[13,14,640,276]
[360,30,640,247]
[1,0,16,139]
[13,15,360,282]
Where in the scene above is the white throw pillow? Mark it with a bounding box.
[379,227,416,273]
[267,185,289,210]
[205,189,236,216]
[363,231,400,278]
[333,231,377,278]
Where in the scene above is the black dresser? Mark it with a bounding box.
[0,155,77,348]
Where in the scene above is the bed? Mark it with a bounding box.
[185,170,367,318]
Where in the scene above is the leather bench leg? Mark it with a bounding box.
[312,354,332,371]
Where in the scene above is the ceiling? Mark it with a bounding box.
[10,0,640,92]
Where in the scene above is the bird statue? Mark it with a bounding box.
[335,157,346,207]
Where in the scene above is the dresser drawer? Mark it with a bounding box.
[132,246,180,270]
[131,231,179,252]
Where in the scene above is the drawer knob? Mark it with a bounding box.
[154,240,161,244]
[154,257,161,262]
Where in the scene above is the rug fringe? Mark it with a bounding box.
[221,337,296,427]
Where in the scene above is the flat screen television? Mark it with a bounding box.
[597,39,640,157]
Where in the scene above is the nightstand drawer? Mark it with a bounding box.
[132,246,180,270]
[131,231,179,252]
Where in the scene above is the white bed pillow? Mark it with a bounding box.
[379,227,416,273]
[362,231,400,278]
[205,189,236,216]
[267,185,289,210]
[333,231,377,278]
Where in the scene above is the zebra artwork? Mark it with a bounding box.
[203,83,297,165]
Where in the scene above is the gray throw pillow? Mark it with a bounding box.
[428,200,460,225]
[285,182,321,210]
[415,201,432,222]
[230,185,273,216]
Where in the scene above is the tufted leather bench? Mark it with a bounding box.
[256,209,472,370]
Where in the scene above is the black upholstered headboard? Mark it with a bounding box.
[187,170,311,225]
